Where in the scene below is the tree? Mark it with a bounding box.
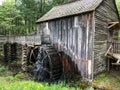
[0,0,72,35]
[0,0,21,35]
[116,0,120,15]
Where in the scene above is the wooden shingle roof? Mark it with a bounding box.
[37,0,103,23]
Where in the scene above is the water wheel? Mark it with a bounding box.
[4,43,11,62]
[33,44,63,82]
[11,43,17,61]
[27,46,39,65]
[22,45,39,71]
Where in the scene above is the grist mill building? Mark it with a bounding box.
[37,0,120,80]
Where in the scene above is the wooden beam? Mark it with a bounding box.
[108,22,120,29]
[105,44,112,56]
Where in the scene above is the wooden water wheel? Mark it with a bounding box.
[4,43,11,62]
[11,43,17,61]
[22,45,39,71]
[33,44,63,82]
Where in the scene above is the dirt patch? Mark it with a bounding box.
[0,71,13,76]
[0,60,31,80]
[93,70,120,90]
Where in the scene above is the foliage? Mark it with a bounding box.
[0,65,8,72]
[118,30,120,40]
[0,0,119,35]
[116,0,120,15]
[0,0,120,35]
[0,0,21,35]
[14,72,24,79]
[0,0,70,35]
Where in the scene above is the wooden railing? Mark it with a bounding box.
[107,41,120,53]
[0,35,41,45]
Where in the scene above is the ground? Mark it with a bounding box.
[0,61,120,90]
[0,64,75,90]
[93,71,120,90]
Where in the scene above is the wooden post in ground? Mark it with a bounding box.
[22,44,28,71]
[11,43,17,61]
[4,43,11,62]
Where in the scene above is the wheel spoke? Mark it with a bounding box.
[41,55,47,63]
[33,45,63,82]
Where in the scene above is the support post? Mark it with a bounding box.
[11,43,17,61]
[22,44,28,71]
[4,43,11,62]
[107,58,110,72]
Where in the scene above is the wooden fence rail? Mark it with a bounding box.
[0,35,41,45]
[107,41,120,53]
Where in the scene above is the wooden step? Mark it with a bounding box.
[107,53,120,60]
[112,63,120,65]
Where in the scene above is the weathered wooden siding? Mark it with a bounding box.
[112,29,119,40]
[94,0,119,75]
[44,12,95,79]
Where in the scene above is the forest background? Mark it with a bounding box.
[0,0,120,35]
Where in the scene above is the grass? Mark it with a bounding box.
[93,72,120,90]
[0,64,78,90]
[0,65,8,72]
[0,64,93,90]
[1,71,119,90]
[0,67,76,90]
[0,70,94,90]
[1,64,120,90]
[0,64,120,90]
[0,76,75,90]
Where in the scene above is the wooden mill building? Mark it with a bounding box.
[36,0,120,80]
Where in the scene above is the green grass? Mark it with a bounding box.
[0,64,94,90]
[0,65,78,90]
[0,65,8,72]
[0,77,75,90]
[0,72,94,90]
[93,72,120,89]
[0,72,76,90]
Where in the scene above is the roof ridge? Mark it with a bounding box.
[55,0,82,7]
